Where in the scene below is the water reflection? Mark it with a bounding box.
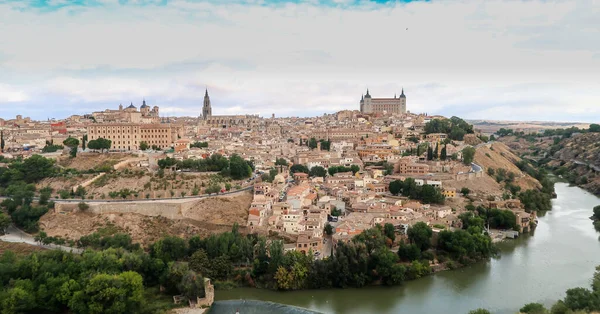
[217,183,600,314]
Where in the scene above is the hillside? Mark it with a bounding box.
[39,190,253,246]
[548,133,600,195]
[474,142,541,191]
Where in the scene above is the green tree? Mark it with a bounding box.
[389,180,402,195]
[80,271,144,314]
[290,164,309,174]
[440,144,447,160]
[461,187,470,196]
[177,271,205,300]
[407,222,433,251]
[384,223,395,242]
[82,134,87,150]
[139,141,149,150]
[593,205,600,220]
[308,138,318,149]
[0,212,10,234]
[63,137,80,158]
[151,236,188,263]
[427,146,433,160]
[309,166,327,178]
[468,309,491,314]
[520,303,548,314]
[0,130,4,152]
[462,147,476,165]
[324,224,334,236]
[589,123,600,133]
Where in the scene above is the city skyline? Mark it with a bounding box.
[0,0,598,122]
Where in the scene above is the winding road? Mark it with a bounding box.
[0,224,83,254]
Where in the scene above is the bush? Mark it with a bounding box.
[78,202,89,211]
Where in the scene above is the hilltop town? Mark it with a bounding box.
[0,89,550,256]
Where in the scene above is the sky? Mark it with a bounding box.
[0,0,599,122]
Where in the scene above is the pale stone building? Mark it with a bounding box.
[87,123,183,150]
[199,89,260,128]
[359,89,407,115]
[91,100,160,123]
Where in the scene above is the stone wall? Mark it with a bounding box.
[88,201,186,219]
[196,278,214,308]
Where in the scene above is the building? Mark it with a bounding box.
[359,89,407,115]
[91,100,160,123]
[87,123,183,150]
[199,89,260,128]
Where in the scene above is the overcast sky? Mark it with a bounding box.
[0,0,598,122]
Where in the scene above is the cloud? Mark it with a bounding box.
[0,84,29,103]
[0,0,598,122]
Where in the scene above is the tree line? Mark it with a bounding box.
[157,154,254,180]
[1,219,500,313]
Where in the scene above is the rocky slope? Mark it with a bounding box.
[548,133,600,195]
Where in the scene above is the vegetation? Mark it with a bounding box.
[388,178,445,204]
[462,146,476,165]
[158,154,253,180]
[289,164,309,174]
[328,165,360,176]
[424,116,474,141]
[190,141,209,148]
[41,142,64,153]
[308,166,327,178]
[63,137,80,158]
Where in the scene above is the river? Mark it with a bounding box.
[215,183,600,314]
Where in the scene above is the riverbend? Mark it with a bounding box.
[216,183,600,314]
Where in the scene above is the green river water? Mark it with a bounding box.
[215,182,600,314]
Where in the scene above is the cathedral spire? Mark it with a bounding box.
[205,88,208,98]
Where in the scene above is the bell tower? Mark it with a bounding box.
[202,88,212,120]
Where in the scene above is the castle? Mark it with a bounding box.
[200,89,259,128]
[359,89,407,115]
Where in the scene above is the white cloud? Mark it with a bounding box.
[0,0,598,121]
[0,84,29,103]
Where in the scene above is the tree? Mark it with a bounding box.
[427,146,433,161]
[468,309,491,314]
[309,166,327,178]
[384,223,395,242]
[80,271,144,314]
[275,158,288,166]
[139,141,149,150]
[520,303,548,314]
[324,224,333,236]
[389,180,402,195]
[87,138,112,152]
[593,205,600,220]
[177,271,205,300]
[308,138,318,150]
[63,137,79,158]
[462,146,476,165]
[590,124,600,133]
[0,130,4,152]
[0,212,10,235]
[407,222,433,251]
[150,236,188,263]
[440,144,447,160]
[290,164,309,174]
[461,187,470,196]
[82,134,87,150]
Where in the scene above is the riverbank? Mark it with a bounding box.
[214,183,600,314]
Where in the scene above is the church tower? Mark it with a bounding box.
[202,88,212,120]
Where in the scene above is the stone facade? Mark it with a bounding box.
[199,89,260,128]
[91,100,159,124]
[87,123,183,150]
[359,89,407,115]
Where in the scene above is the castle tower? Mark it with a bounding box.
[202,88,212,120]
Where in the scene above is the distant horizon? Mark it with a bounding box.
[0,0,598,122]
